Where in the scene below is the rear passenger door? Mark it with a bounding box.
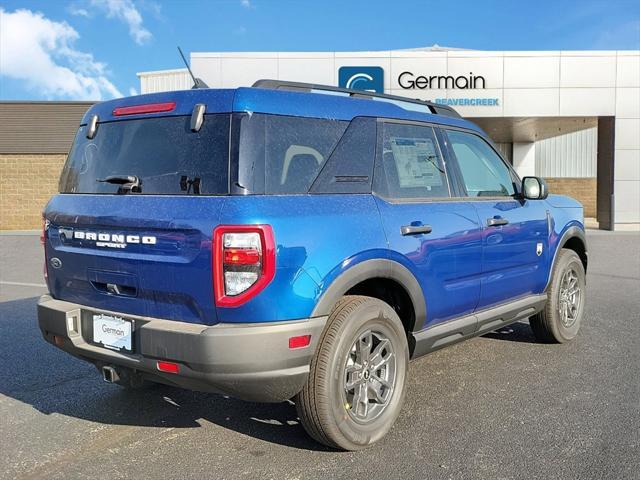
[442,128,549,310]
[373,120,483,329]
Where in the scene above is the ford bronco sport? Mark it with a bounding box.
[38,80,587,450]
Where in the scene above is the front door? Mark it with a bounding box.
[374,121,483,329]
[442,128,550,310]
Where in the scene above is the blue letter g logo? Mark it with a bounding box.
[338,66,384,93]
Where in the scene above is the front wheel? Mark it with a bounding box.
[295,296,409,450]
[530,248,586,343]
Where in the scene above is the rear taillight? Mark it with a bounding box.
[213,225,275,307]
[41,216,48,281]
[40,216,47,245]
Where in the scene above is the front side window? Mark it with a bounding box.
[375,122,450,199]
[446,130,515,197]
[235,114,348,194]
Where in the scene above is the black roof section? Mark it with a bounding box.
[251,79,462,119]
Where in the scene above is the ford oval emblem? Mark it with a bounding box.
[50,257,62,269]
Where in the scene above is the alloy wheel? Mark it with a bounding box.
[342,329,396,423]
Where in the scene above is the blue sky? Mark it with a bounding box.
[1,0,639,100]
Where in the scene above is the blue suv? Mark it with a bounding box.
[38,80,588,450]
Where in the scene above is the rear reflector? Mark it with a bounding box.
[157,361,180,374]
[113,102,176,116]
[288,335,311,349]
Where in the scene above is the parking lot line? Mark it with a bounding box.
[0,281,48,288]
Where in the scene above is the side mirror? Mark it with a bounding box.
[522,176,548,200]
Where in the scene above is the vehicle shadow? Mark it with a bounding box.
[0,296,331,451]
[482,320,538,343]
[2,295,540,451]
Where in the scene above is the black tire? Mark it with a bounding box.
[295,295,409,450]
[530,249,586,343]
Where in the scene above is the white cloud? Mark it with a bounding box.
[129,86,138,96]
[0,8,122,100]
[90,0,151,45]
[240,0,252,9]
[68,6,90,17]
[138,0,162,20]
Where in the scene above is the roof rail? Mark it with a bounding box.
[251,79,461,118]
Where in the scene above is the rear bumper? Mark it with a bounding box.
[37,295,326,402]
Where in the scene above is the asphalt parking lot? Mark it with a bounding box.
[1,231,638,480]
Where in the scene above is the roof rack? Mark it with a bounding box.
[251,79,461,119]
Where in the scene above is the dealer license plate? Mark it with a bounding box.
[93,314,133,352]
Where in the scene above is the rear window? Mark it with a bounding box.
[234,114,348,194]
[59,114,230,195]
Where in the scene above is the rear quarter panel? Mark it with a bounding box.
[216,195,388,323]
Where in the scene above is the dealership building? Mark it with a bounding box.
[0,46,638,231]
[139,47,640,231]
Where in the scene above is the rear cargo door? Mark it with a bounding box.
[44,113,231,325]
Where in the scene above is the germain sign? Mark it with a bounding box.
[398,71,486,90]
[397,70,499,106]
[338,66,384,93]
[337,67,498,106]
[434,98,499,106]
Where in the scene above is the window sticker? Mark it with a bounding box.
[389,137,443,188]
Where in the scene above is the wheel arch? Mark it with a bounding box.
[546,225,588,291]
[311,259,427,334]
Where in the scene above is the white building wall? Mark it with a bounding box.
[137,68,192,93]
[138,49,640,229]
[536,128,597,178]
[513,143,536,178]
[614,52,640,228]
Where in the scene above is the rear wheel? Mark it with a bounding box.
[295,295,409,450]
[530,248,586,343]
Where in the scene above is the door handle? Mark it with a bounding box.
[487,217,509,227]
[401,224,432,236]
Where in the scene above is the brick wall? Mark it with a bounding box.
[544,177,597,218]
[0,154,66,230]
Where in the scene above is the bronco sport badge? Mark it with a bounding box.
[61,228,157,249]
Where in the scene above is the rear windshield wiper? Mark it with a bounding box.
[96,175,142,194]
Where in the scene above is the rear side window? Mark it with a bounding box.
[445,130,515,197]
[235,114,348,194]
[310,117,377,194]
[59,114,230,195]
[374,122,450,199]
